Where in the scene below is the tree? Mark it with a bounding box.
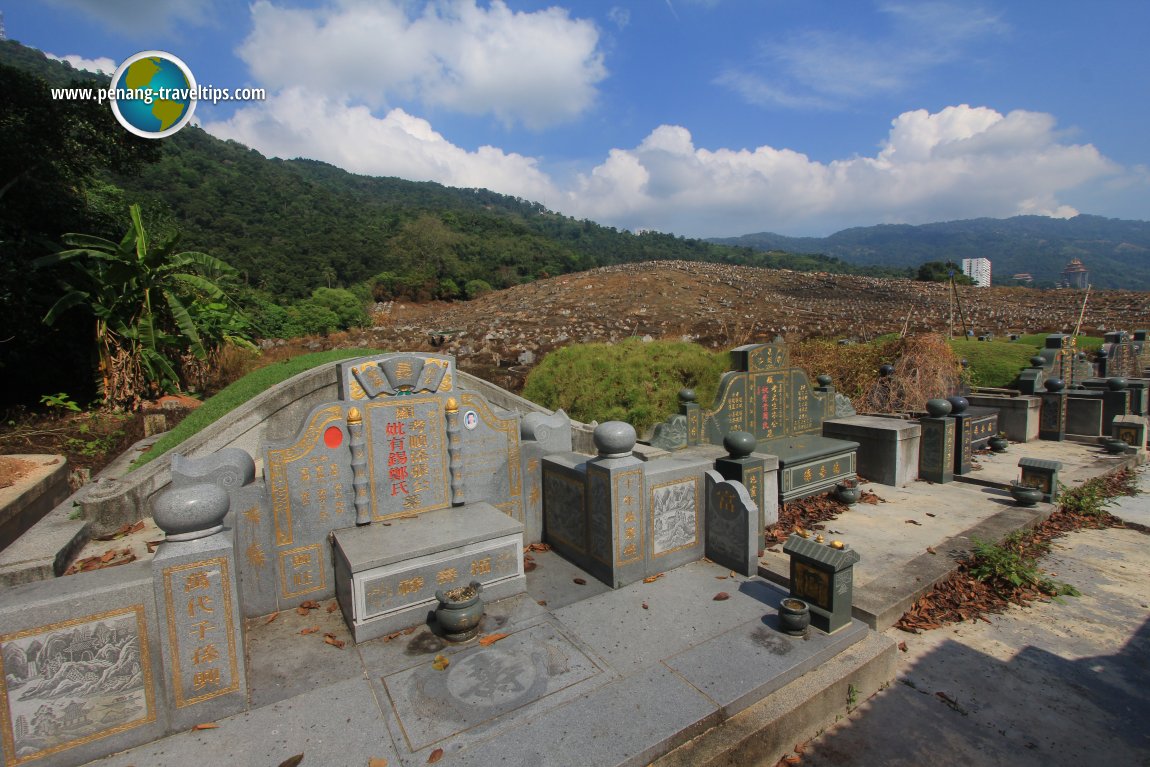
[35,205,249,408]
[917,261,973,284]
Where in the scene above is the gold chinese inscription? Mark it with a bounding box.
[162,558,239,708]
[793,561,831,610]
[278,544,326,598]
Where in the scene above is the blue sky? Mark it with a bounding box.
[8,0,1149,237]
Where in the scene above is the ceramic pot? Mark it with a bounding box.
[1009,482,1043,507]
[435,581,484,641]
[988,436,1009,453]
[833,482,861,506]
[779,598,811,636]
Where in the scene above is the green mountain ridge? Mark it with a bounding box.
[709,215,1150,289]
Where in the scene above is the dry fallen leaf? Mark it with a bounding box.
[898,641,908,652]
[300,627,319,635]
[905,519,922,526]
[432,654,450,671]
[925,512,936,517]
[427,748,444,764]
[537,599,548,606]
[323,634,345,649]
[641,602,649,610]
[926,546,937,555]
[369,759,389,767]
[327,601,339,613]
[192,722,218,731]
[642,573,664,583]
[278,755,304,767]
[478,632,509,647]
[783,756,801,766]
[713,592,730,601]
[300,600,320,609]
[573,577,587,585]
[296,606,310,616]
[264,612,279,625]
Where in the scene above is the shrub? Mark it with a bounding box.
[522,339,727,435]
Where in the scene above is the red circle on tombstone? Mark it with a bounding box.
[324,426,343,449]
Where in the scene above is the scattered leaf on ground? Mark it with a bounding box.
[300,627,319,635]
[427,748,444,764]
[713,592,730,601]
[641,602,648,610]
[323,634,345,649]
[432,654,450,671]
[264,612,279,624]
[278,755,304,767]
[192,722,218,731]
[573,577,586,585]
[327,601,339,613]
[926,512,936,517]
[642,573,664,583]
[926,546,936,555]
[526,542,551,552]
[296,606,310,616]
[300,600,320,609]
[369,759,389,767]
[905,519,922,525]
[537,599,547,606]
[478,633,509,646]
[898,641,908,652]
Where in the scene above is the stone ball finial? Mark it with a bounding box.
[1107,377,1129,391]
[153,481,230,542]
[925,398,952,418]
[878,363,894,378]
[1029,355,1045,368]
[724,431,756,459]
[1045,378,1065,392]
[946,396,969,415]
[593,421,636,458]
[816,374,832,387]
[960,359,969,369]
[678,388,697,404]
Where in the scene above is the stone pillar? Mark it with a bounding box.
[1102,377,1132,433]
[679,388,702,445]
[948,396,974,475]
[586,422,647,587]
[151,451,252,730]
[1039,379,1068,441]
[714,431,770,550]
[918,399,955,484]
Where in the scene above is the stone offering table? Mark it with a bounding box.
[822,415,921,487]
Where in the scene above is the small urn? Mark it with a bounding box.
[779,598,811,636]
[434,581,485,642]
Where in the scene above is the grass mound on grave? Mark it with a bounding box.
[1015,333,1103,352]
[947,339,1040,388]
[132,348,383,469]
[522,339,727,435]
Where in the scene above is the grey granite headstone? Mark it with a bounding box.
[783,534,860,634]
[1039,391,1068,441]
[1065,394,1103,436]
[703,471,757,576]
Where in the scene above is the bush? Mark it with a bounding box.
[522,339,727,435]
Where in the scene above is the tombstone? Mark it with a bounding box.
[918,399,955,484]
[1112,415,1147,453]
[703,471,758,576]
[783,533,860,634]
[1018,457,1062,503]
[1098,331,1142,378]
[713,431,774,548]
[226,352,571,639]
[656,339,858,502]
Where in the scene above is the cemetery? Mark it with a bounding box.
[0,332,1146,767]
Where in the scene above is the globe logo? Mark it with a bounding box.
[109,51,197,139]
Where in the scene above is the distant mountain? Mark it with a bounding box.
[710,216,1150,290]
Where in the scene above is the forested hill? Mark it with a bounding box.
[0,40,904,302]
[710,216,1150,290]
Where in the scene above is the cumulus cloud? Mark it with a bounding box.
[202,89,559,203]
[720,1,1008,109]
[562,105,1117,236]
[237,0,606,129]
[45,52,118,74]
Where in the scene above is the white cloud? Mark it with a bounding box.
[237,0,606,129]
[40,0,215,34]
[45,52,117,74]
[608,6,630,30]
[720,1,1008,109]
[202,89,559,203]
[562,105,1117,236]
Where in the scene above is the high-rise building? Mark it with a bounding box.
[961,258,991,288]
[1061,258,1089,289]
